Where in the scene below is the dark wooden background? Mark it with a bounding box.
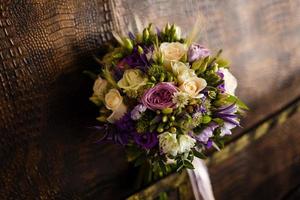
[1,0,300,199]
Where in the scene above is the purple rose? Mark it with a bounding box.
[188,43,210,63]
[141,82,177,110]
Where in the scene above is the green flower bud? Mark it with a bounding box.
[136,33,142,43]
[212,63,219,72]
[167,73,174,82]
[162,115,168,123]
[157,127,164,133]
[162,108,173,114]
[157,54,164,65]
[157,123,165,133]
[159,73,165,82]
[143,29,149,42]
[208,91,216,99]
[150,76,157,82]
[123,38,133,52]
[165,23,171,33]
[113,53,123,59]
[170,127,177,133]
[170,116,175,121]
[202,115,211,124]
[137,45,144,54]
[96,116,107,122]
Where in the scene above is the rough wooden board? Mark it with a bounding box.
[209,111,300,200]
[127,170,195,200]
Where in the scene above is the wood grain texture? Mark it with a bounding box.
[0,0,300,199]
[209,111,300,200]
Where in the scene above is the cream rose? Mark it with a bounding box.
[104,89,127,123]
[92,77,108,100]
[218,68,237,95]
[179,77,207,97]
[160,42,187,70]
[117,69,148,91]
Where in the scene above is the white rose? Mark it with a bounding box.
[158,132,179,157]
[178,135,196,154]
[104,89,127,123]
[219,68,237,95]
[179,76,207,97]
[160,42,187,70]
[92,77,108,100]
[171,61,189,76]
[177,69,197,84]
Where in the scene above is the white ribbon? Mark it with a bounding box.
[187,158,215,200]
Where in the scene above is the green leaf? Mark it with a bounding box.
[216,58,230,68]
[83,70,98,80]
[183,160,195,169]
[208,49,222,67]
[226,95,249,110]
[176,164,184,172]
[193,149,207,159]
[134,155,146,167]
[159,160,167,175]
[126,145,143,162]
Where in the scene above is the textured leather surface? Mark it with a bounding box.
[0,0,300,199]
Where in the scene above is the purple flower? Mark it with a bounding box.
[206,139,213,148]
[215,103,240,126]
[120,46,153,71]
[115,113,135,135]
[188,43,210,63]
[133,132,158,149]
[128,31,135,40]
[216,71,225,93]
[220,122,237,137]
[194,122,218,144]
[141,82,178,110]
[94,124,129,146]
[131,104,147,120]
[217,83,225,93]
[215,103,240,136]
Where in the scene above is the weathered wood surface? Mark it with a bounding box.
[209,110,300,200]
[1,0,300,199]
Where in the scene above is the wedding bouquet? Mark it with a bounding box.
[88,23,247,178]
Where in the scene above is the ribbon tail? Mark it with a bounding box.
[187,158,215,200]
